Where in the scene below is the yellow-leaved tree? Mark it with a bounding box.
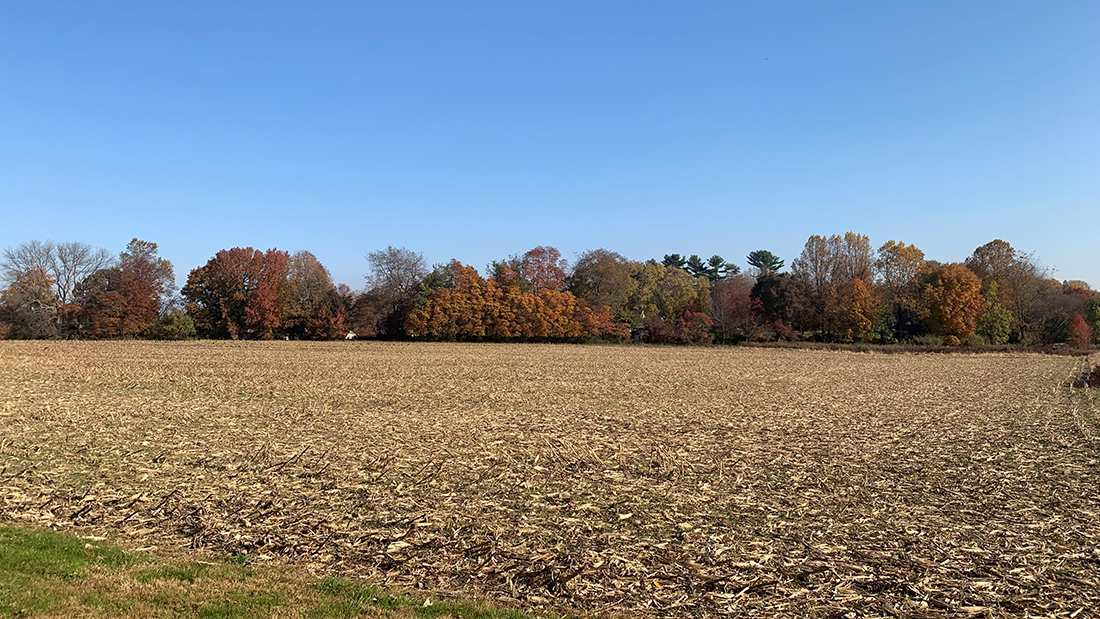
[921,263,983,345]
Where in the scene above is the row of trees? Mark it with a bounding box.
[0,239,179,340]
[2,236,1097,346]
[406,261,629,340]
[746,235,1098,346]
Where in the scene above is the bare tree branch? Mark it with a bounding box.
[365,246,427,310]
[1,240,56,287]
[52,242,114,304]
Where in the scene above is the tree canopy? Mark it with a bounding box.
[1,234,1094,348]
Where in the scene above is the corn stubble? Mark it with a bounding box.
[1,341,1098,617]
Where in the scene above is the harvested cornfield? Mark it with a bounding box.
[1,341,1098,618]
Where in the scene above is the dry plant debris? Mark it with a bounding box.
[1,341,1098,618]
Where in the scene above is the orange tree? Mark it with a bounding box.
[406,261,627,341]
[921,263,983,344]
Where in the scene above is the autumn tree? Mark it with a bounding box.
[287,252,332,308]
[829,232,874,282]
[486,256,530,292]
[874,241,925,299]
[1063,280,1092,295]
[622,262,660,326]
[406,260,627,341]
[125,239,174,334]
[872,240,927,342]
[790,235,833,331]
[0,267,59,339]
[68,239,172,339]
[52,242,115,304]
[284,251,346,339]
[711,275,759,342]
[528,288,618,339]
[73,268,126,337]
[822,278,877,341]
[521,246,568,293]
[1066,315,1092,349]
[791,232,876,338]
[671,301,713,344]
[921,263,983,344]
[450,262,490,337]
[965,240,1049,343]
[1037,279,1092,344]
[624,261,713,342]
[363,246,428,337]
[750,273,801,334]
[641,303,713,344]
[624,262,707,327]
[965,240,1024,286]
[406,262,486,339]
[1,239,114,305]
[183,247,289,339]
[746,250,783,276]
[117,239,175,333]
[568,249,634,320]
[334,284,357,319]
[346,294,382,338]
[0,240,55,287]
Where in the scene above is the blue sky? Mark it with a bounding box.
[2,1,1098,289]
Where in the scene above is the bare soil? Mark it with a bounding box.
[1,341,1098,617]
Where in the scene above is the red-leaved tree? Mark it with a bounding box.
[183,247,290,339]
[1067,314,1092,349]
[74,239,173,338]
[521,246,568,293]
[711,275,759,341]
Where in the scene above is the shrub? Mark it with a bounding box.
[773,320,795,342]
[151,308,197,340]
[911,334,945,347]
[641,316,674,343]
[1067,314,1092,349]
[676,305,713,344]
[968,333,989,346]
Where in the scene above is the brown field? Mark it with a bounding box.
[1,341,1098,618]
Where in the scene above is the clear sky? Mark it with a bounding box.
[2,1,1098,290]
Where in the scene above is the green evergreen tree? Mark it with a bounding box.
[685,254,708,278]
[661,254,687,269]
[746,250,784,275]
[705,255,739,281]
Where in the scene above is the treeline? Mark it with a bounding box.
[1,235,1097,347]
[0,239,180,340]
